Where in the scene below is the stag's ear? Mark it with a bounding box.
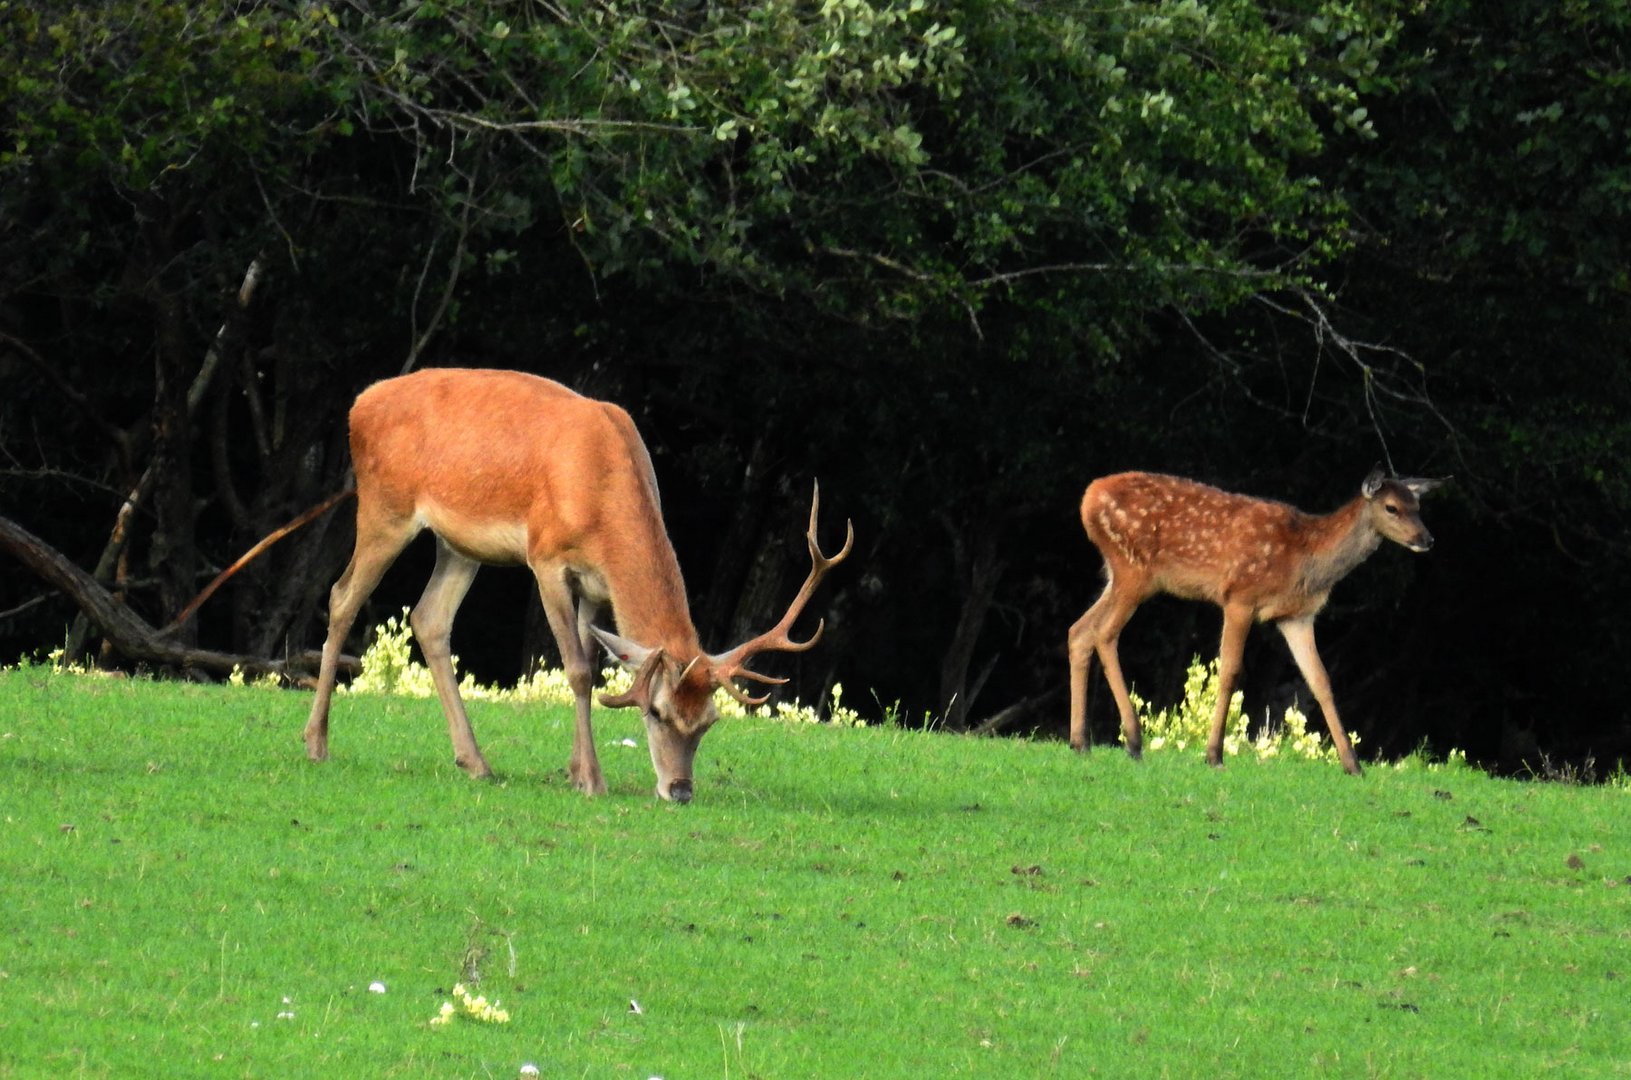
[1361,465,1388,499]
[1402,476,1450,498]
[589,626,653,669]
[597,647,666,711]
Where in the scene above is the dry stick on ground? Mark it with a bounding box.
[0,512,348,679]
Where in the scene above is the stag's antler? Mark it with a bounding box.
[597,648,668,711]
[709,482,853,703]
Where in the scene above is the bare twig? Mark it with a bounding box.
[165,488,356,635]
[401,169,475,376]
[0,593,53,623]
[1,332,132,474]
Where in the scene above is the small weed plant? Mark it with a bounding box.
[1126,655,1352,764]
[430,982,511,1027]
[341,608,866,726]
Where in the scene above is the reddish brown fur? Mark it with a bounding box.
[1068,469,1441,775]
[346,369,696,652]
[304,368,850,802]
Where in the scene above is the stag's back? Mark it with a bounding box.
[348,368,664,566]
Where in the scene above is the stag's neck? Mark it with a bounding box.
[597,529,703,660]
[1298,497,1383,599]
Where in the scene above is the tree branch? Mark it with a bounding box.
[0,512,347,678]
[401,162,477,376]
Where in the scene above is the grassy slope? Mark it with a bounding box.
[0,668,1626,1078]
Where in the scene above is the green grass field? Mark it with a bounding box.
[1,666,1627,1078]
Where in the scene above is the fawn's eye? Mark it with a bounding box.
[1384,503,1399,516]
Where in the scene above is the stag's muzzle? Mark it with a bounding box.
[663,778,694,804]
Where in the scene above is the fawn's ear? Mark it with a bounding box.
[1402,476,1450,498]
[1361,465,1388,499]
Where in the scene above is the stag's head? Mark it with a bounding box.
[1360,467,1448,554]
[591,484,853,803]
[590,639,718,803]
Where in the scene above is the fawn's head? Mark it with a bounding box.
[1360,467,1447,553]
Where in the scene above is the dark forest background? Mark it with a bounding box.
[2,0,1627,773]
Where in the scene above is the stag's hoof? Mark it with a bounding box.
[457,758,494,780]
[569,765,608,797]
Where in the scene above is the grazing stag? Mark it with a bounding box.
[1067,468,1444,775]
[304,368,852,802]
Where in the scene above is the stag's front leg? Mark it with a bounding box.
[536,573,606,796]
[413,540,492,779]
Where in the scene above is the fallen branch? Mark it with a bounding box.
[969,689,1062,738]
[0,511,350,679]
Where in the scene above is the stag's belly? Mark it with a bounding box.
[417,501,530,565]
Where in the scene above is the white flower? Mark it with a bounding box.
[520,1066,540,1078]
[368,981,387,994]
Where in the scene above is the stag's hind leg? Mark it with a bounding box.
[411,538,489,778]
[305,499,418,762]
[1068,574,1145,758]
